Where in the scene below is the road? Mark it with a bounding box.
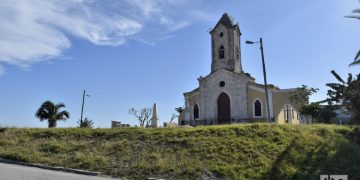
[0,163,118,180]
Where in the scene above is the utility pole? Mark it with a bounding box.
[80,89,85,122]
[246,38,272,123]
[259,38,272,123]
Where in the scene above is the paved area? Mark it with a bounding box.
[0,163,118,180]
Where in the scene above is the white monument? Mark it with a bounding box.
[150,103,159,128]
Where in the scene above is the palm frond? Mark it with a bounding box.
[35,108,49,121]
[346,8,360,20]
[56,103,66,109]
[353,8,360,13]
[355,50,360,61]
[350,59,360,66]
[330,70,345,84]
[326,83,343,90]
[40,101,56,114]
[41,101,55,107]
[55,111,70,120]
[350,61,360,66]
[345,15,360,19]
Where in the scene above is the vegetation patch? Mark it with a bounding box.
[0,124,359,179]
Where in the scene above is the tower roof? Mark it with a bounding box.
[210,13,241,34]
[218,13,235,28]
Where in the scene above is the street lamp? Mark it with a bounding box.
[246,38,271,123]
[80,89,90,122]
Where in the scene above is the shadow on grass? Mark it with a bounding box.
[267,129,360,180]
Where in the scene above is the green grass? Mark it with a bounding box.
[0,124,359,179]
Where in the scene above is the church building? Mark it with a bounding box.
[180,13,303,125]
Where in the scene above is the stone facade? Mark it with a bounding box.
[198,69,249,123]
[181,13,303,125]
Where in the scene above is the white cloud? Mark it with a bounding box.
[0,0,211,70]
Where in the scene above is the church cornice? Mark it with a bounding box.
[199,68,250,83]
[183,87,199,96]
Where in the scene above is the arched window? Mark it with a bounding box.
[194,104,199,119]
[219,45,225,59]
[277,104,299,124]
[254,100,262,117]
[283,104,293,123]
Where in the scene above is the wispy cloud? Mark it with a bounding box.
[0,0,211,73]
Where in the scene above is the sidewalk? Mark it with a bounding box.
[0,162,118,180]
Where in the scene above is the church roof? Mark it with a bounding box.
[249,82,279,90]
[183,87,199,96]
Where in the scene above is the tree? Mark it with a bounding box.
[317,105,337,124]
[326,70,360,124]
[290,85,320,123]
[289,85,319,104]
[77,117,94,128]
[165,107,184,124]
[175,107,184,114]
[346,7,360,66]
[325,71,350,105]
[345,74,360,124]
[35,101,70,128]
[129,107,152,127]
[300,103,321,124]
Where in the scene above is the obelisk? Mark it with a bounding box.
[150,103,159,128]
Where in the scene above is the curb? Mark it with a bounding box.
[0,158,100,176]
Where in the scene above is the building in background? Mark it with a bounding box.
[180,13,302,125]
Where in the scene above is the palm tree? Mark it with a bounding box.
[175,107,184,114]
[35,101,70,128]
[325,70,351,105]
[77,117,94,128]
[326,70,360,124]
[347,8,360,66]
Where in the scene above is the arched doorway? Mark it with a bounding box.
[193,104,199,119]
[217,92,231,124]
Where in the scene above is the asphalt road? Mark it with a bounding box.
[0,163,118,180]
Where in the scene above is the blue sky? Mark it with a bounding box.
[0,0,359,128]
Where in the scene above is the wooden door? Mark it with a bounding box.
[217,93,231,124]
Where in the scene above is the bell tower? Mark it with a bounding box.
[210,13,242,73]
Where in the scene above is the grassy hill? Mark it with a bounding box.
[0,124,359,179]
